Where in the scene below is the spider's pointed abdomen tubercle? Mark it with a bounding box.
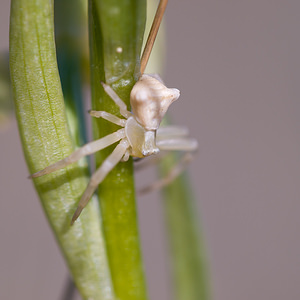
[130,74,180,131]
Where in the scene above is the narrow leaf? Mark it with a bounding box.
[9,0,114,299]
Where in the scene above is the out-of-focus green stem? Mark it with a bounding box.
[161,153,211,300]
[54,0,88,146]
[9,0,114,299]
[89,0,148,299]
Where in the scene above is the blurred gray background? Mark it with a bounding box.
[1,0,300,299]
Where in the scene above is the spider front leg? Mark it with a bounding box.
[156,135,198,152]
[71,139,129,224]
[157,125,190,138]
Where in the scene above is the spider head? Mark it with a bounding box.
[130,74,180,131]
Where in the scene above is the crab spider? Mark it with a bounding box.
[30,0,198,224]
[31,75,198,223]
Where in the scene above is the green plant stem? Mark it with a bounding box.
[161,154,211,300]
[89,0,148,299]
[9,0,114,299]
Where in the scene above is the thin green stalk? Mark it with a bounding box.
[89,0,148,299]
[9,0,114,299]
[161,154,211,300]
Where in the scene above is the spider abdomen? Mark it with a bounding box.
[130,74,180,131]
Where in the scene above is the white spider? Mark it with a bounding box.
[30,0,198,224]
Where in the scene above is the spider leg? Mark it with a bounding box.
[89,110,126,127]
[156,136,198,152]
[101,82,132,119]
[139,136,198,194]
[71,139,129,224]
[30,129,125,178]
[157,125,190,138]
